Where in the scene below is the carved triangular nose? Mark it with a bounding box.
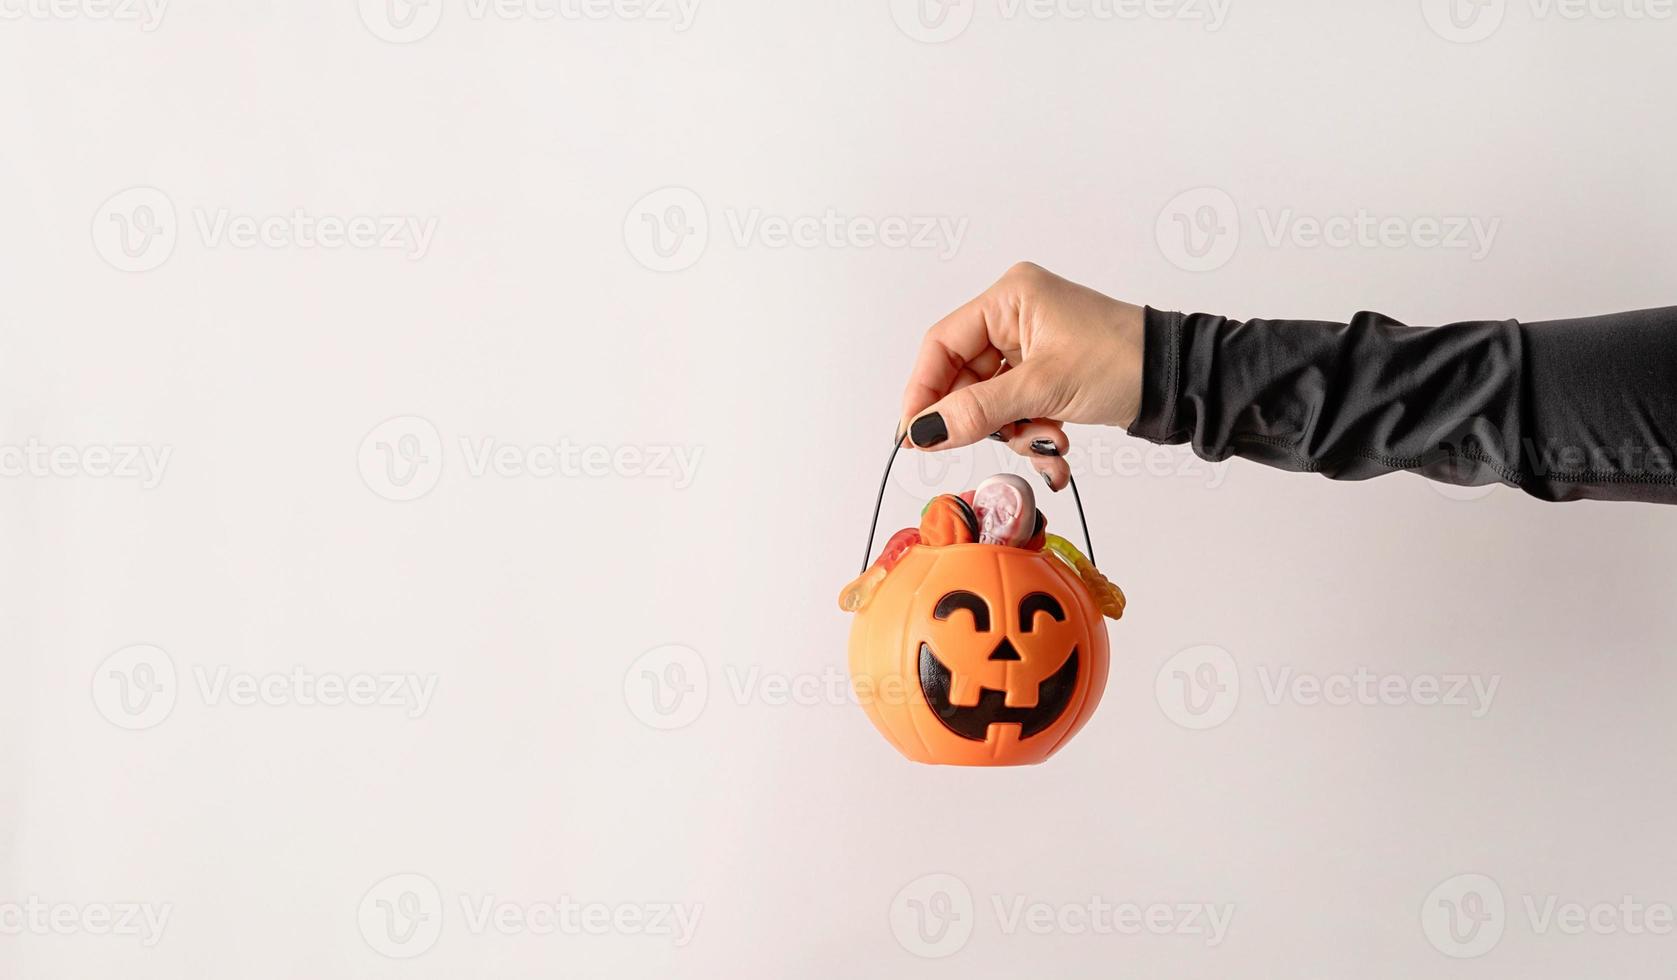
[987,637,1022,661]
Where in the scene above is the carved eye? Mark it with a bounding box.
[934,590,991,632]
[1018,593,1066,633]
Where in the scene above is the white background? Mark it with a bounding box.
[4,0,1677,977]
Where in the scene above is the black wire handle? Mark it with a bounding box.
[861,435,1096,574]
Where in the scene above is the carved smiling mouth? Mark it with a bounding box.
[918,644,1079,741]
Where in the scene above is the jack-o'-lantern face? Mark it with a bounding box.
[848,544,1109,766]
[918,587,1081,741]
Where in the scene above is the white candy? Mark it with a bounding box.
[972,473,1036,547]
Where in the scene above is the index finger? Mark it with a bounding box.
[899,287,1021,426]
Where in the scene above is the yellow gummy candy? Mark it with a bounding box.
[1044,534,1126,620]
[838,565,888,612]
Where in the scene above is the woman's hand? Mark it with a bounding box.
[897,262,1146,491]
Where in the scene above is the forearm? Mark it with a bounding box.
[1130,305,1677,503]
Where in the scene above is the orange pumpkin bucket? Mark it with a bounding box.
[840,440,1124,766]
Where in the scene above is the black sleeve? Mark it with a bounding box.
[1129,305,1677,503]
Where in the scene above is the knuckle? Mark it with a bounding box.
[1004,260,1047,288]
[942,389,990,438]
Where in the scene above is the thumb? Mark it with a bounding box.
[907,367,1055,450]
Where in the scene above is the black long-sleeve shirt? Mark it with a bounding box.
[1130,306,1677,503]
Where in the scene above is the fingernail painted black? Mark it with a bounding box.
[1030,439,1060,457]
[910,413,948,448]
